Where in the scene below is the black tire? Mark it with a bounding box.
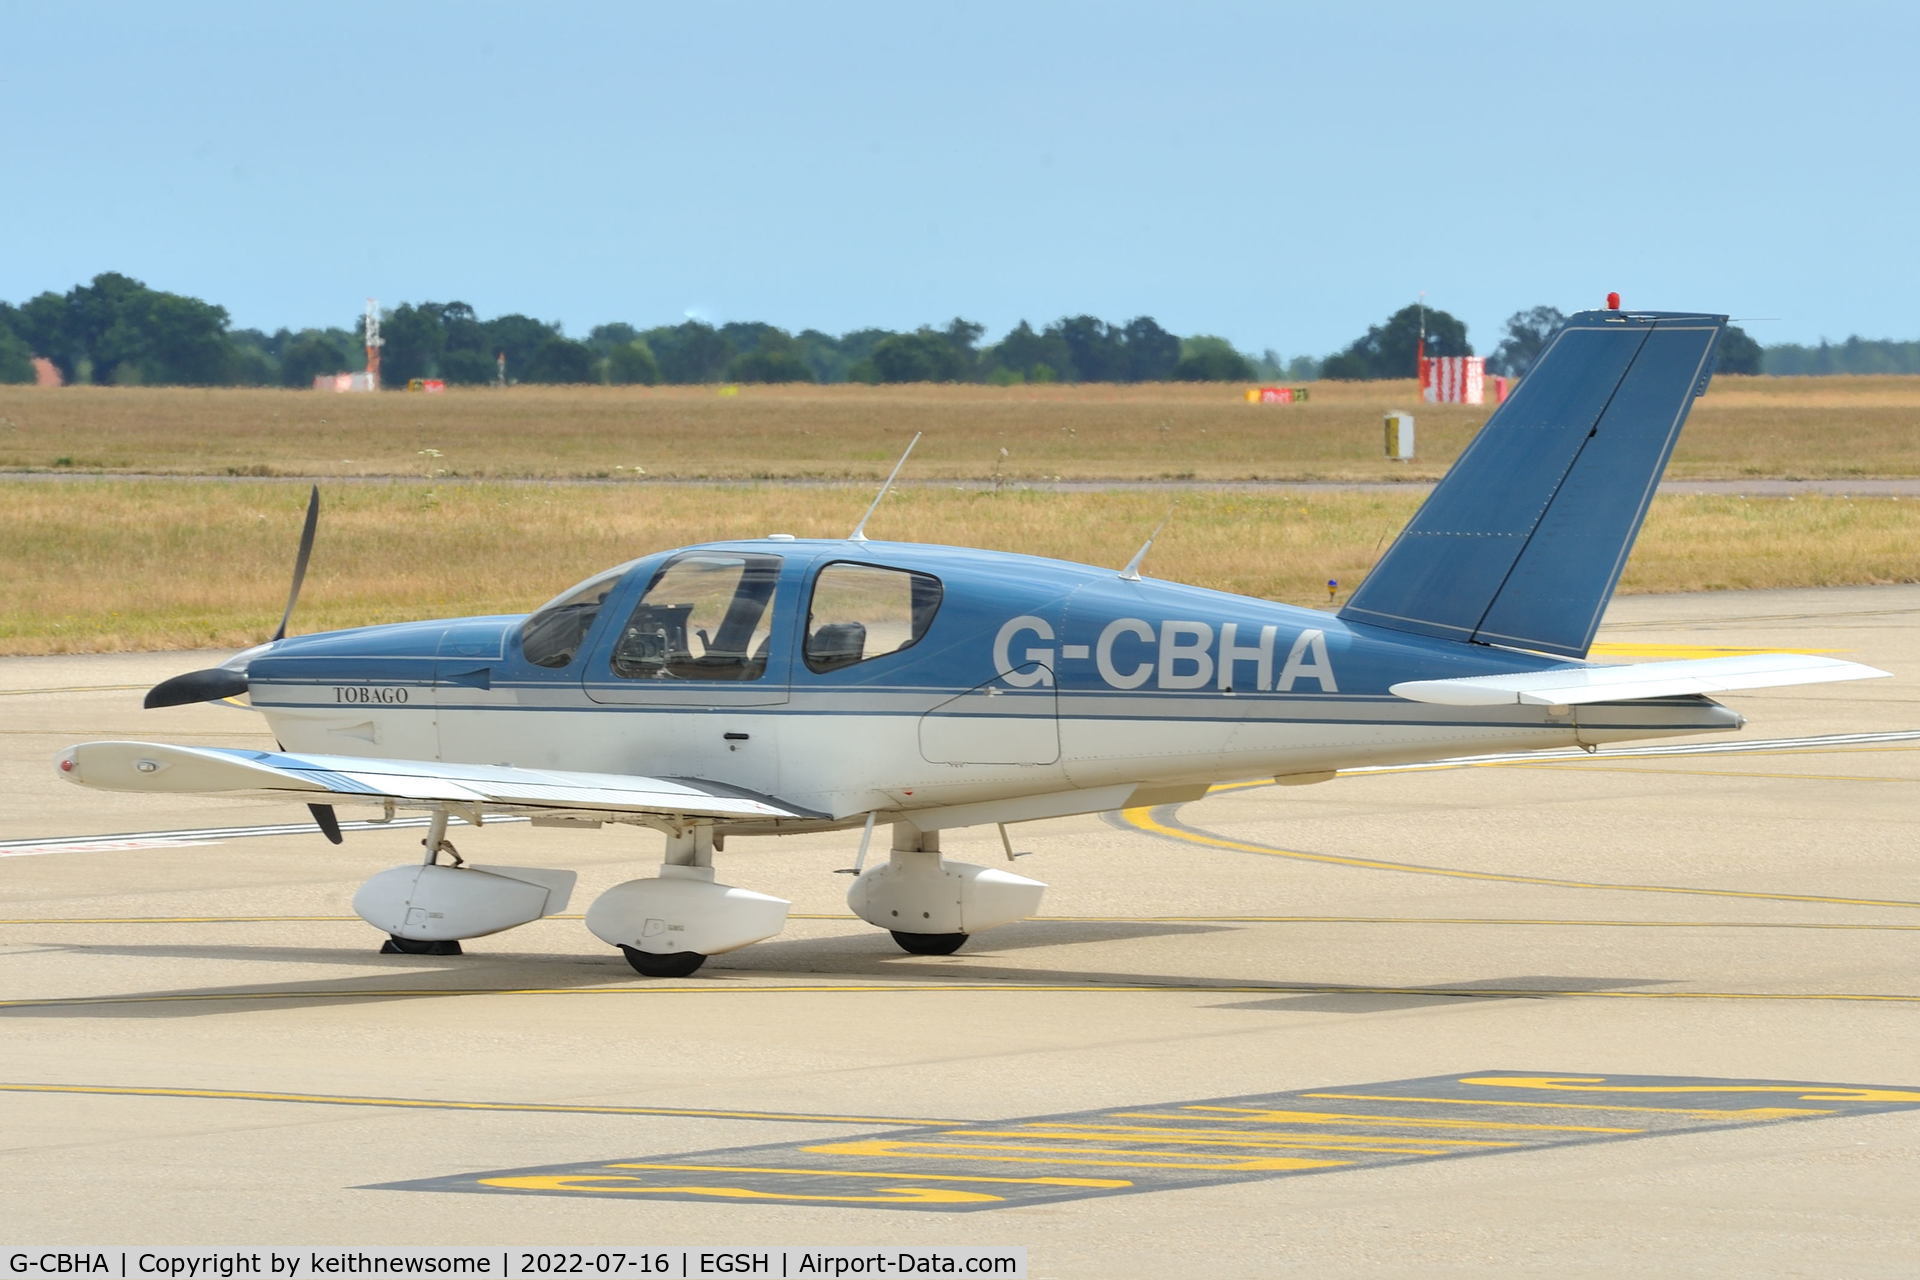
[381,936,463,955]
[620,946,707,978]
[889,930,968,956]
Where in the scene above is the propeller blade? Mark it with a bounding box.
[144,667,250,709]
[308,803,345,845]
[271,485,321,643]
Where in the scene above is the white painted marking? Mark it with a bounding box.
[0,838,218,858]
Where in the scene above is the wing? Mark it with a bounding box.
[1390,653,1890,708]
[56,741,822,823]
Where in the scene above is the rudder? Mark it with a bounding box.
[1339,309,1726,658]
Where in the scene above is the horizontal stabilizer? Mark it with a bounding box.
[57,741,821,821]
[1390,654,1890,707]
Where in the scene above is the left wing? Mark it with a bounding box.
[1391,653,1889,707]
[57,741,822,822]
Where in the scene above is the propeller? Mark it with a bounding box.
[144,486,320,710]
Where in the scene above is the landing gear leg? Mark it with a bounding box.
[379,810,466,955]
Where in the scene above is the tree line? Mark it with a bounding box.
[0,274,1299,389]
[0,273,1896,387]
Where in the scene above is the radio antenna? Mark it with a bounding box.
[849,432,922,542]
[1119,505,1176,581]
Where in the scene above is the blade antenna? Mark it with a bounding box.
[1119,504,1176,581]
[849,432,922,542]
[271,485,321,642]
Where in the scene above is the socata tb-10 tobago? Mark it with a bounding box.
[59,304,1887,976]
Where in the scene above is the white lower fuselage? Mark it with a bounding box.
[254,682,1741,827]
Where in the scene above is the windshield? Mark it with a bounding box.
[519,564,630,669]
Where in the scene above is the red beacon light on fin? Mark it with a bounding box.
[1606,291,1621,310]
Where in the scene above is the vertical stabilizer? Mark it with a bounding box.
[1339,309,1726,658]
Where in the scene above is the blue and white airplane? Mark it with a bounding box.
[58,306,1887,976]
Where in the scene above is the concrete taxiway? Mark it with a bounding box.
[2,585,1916,1278]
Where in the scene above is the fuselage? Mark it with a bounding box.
[240,538,1740,822]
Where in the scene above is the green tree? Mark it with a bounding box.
[375,303,440,386]
[14,293,73,381]
[1323,303,1471,380]
[134,292,238,384]
[521,336,595,383]
[606,339,660,385]
[939,317,985,379]
[644,321,734,383]
[65,272,150,383]
[794,329,850,382]
[280,330,353,387]
[485,313,561,382]
[0,326,32,383]
[439,302,489,365]
[225,328,280,386]
[1052,315,1120,382]
[1486,306,1565,378]
[987,320,1070,383]
[1171,336,1254,381]
[719,325,815,383]
[587,322,640,356]
[1714,325,1762,376]
[1119,316,1180,381]
[871,330,965,382]
[836,328,892,367]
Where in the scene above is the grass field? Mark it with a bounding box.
[2,374,1917,482]
[3,480,1914,655]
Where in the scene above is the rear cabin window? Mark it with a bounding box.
[804,562,942,673]
[612,552,782,682]
[520,566,626,669]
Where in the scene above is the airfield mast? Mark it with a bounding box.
[363,299,383,390]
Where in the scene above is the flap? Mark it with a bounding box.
[1390,654,1890,707]
[57,741,821,822]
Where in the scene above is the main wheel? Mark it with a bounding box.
[620,946,707,978]
[381,936,463,955]
[889,930,968,956]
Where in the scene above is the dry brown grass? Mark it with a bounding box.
[3,480,1913,655]
[1,375,1915,482]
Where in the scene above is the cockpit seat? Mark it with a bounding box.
[808,621,867,671]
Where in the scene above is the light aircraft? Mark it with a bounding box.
[58,305,1888,976]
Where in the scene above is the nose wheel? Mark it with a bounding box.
[889,930,968,956]
[619,946,707,978]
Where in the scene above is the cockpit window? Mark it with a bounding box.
[804,562,942,673]
[520,565,627,669]
[613,552,782,681]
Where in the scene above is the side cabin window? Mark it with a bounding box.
[613,552,782,681]
[804,561,942,673]
[520,566,626,669]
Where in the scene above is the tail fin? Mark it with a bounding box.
[1339,309,1727,658]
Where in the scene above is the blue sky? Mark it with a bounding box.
[2,1,1913,358]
